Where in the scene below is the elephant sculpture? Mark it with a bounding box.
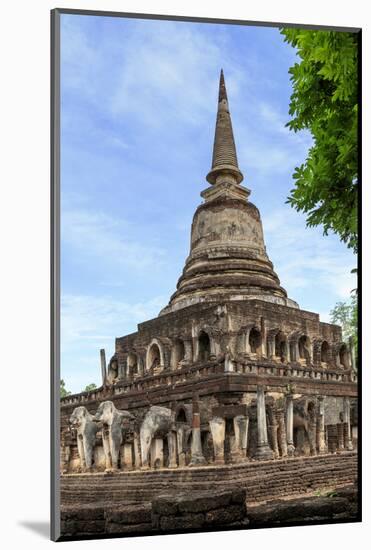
[140,405,177,469]
[69,406,99,472]
[94,400,134,472]
[293,398,318,455]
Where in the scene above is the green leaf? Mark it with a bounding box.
[281,28,358,254]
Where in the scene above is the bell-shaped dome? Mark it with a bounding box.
[159,70,298,316]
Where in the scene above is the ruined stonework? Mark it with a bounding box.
[60,71,358,535]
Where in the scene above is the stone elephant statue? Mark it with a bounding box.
[140,405,177,469]
[69,406,99,472]
[293,399,318,455]
[94,400,134,472]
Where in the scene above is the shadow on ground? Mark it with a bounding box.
[18,521,49,539]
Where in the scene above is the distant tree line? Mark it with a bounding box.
[60,380,97,398]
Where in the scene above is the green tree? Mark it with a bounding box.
[84,383,97,392]
[330,293,358,355]
[280,29,358,253]
[60,379,71,399]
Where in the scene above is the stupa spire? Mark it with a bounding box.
[206,69,244,185]
[159,69,296,317]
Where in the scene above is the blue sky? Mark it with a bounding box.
[60,14,356,393]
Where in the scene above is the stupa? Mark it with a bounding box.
[60,70,357,476]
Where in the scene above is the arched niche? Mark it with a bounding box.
[249,328,262,354]
[198,331,211,362]
[237,331,247,354]
[176,407,188,424]
[320,341,331,365]
[146,339,164,371]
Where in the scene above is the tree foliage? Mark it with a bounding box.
[281,29,358,253]
[330,293,358,355]
[60,379,71,399]
[84,383,97,392]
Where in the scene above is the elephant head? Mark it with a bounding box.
[94,400,134,426]
[94,401,115,424]
[69,406,89,430]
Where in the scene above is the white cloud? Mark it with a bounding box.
[61,16,255,133]
[108,136,130,150]
[61,17,104,102]
[61,207,166,271]
[61,293,167,393]
[258,101,290,135]
[108,22,226,127]
[61,293,166,347]
[239,143,297,175]
[236,102,313,177]
[263,208,357,306]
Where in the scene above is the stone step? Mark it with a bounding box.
[62,452,356,483]
[61,453,357,506]
[62,467,357,492]
[61,458,356,489]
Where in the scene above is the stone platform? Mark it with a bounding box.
[61,451,357,507]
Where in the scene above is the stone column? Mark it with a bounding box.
[163,347,171,370]
[310,344,314,364]
[224,347,234,372]
[277,411,288,457]
[189,397,206,466]
[209,417,226,465]
[261,317,267,357]
[184,340,193,363]
[283,342,289,363]
[245,328,251,354]
[316,396,327,454]
[137,356,144,377]
[100,348,107,386]
[286,395,295,456]
[343,397,353,450]
[213,338,221,358]
[271,337,276,358]
[268,413,280,458]
[295,341,300,362]
[192,336,198,362]
[167,431,178,469]
[226,334,238,359]
[232,415,249,462]
[255,386,274,460]
[118,361,125,380]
